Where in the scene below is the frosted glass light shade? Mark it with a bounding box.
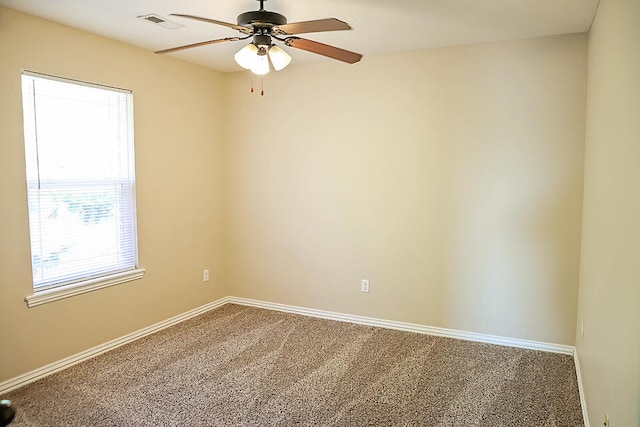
[268,45,291,71]
[250,54,270,75]
[234,44,259,69]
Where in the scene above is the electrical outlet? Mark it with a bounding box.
[203,269,210,282]
[361,279,370,293]
[603,412,609,427]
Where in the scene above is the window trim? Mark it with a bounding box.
[25,268,146,307]
[21,70,143,306]
[22,70,132,95]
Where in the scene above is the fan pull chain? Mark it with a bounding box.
[248,74,265,96]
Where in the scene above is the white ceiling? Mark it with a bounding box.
[0,0,599,73]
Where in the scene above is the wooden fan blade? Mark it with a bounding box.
[155,37,240,54]
[169,14,252,34]
[285,37,362,64]
[274,18,351,35]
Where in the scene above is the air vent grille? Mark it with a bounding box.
[138,14,184,30]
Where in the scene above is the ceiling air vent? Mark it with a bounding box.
[138,14,184,30]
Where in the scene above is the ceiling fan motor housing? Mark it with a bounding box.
[237,10,287,28]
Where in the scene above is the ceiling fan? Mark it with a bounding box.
[155,0,363,75]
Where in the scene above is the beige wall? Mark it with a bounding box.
[225,34,587,345]
[0,7,228,382]
[577,0,640,425]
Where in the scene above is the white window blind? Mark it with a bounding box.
[21,71,139,292]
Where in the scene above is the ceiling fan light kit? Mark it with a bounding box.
[268,45,292,71]
[233,32,292,74]
[234,43,259,69]
[156,0,362,77]
[251,52,270,75]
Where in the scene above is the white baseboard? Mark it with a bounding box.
[573,350,590,427]
[228,297,576,355]
[0,296,230,395]
[1,295,578,398]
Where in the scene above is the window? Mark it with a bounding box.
[21,71,144,307]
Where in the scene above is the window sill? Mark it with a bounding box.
[25,268,146,308]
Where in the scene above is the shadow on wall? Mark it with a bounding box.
[438,53,584,345]
[442,138,581,344]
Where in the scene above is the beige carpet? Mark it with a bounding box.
[5,304,584,426]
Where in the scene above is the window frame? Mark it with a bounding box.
[21,70,145,307]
